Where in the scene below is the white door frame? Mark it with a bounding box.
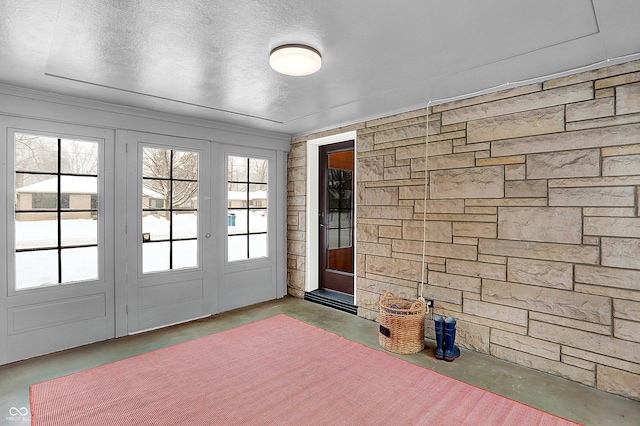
[0,118,115,364]
[123,131,215,334]
[217,144,285,312]
[306,130,357,295]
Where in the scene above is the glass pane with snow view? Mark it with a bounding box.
[61,213,98,246]
[249,209,267,233]
[15,212,58,250]
[143,214,170,241]
[173,240,198,270]
[249,234,267,258]
[15,250,58,289]
[62,247,98,283]
[228,235,247,262]
[143,241,170,273]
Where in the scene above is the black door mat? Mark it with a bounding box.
[304,289,358,315]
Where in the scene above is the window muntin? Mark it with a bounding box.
[227,156,268,261]
[14,133,99,290]
[141,147,199,273]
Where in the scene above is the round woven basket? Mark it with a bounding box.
[378,291,426,354]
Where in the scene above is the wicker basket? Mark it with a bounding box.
[378,291,426,354]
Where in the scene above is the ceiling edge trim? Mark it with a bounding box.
[0,83,291,142]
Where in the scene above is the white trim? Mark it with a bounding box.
[1,118,116,363]
[0,85,291,152]
[276,150,288,298]
[306,131,357,298]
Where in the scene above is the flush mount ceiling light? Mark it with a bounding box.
[269,44,322,76]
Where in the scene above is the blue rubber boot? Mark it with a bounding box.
[434,315,445,360]
[444,317,461,362]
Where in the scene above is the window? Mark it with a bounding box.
[149,198,164,209]
[32,193,70,209]
[14,133,99,289]
[327,168,353,249]
[227,156,268,261]
[141,147,199,273]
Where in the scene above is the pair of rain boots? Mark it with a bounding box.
[434,315,461,362]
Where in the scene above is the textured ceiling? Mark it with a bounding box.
[1,1,639,137]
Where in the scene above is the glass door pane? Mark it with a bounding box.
[319,141,355,295]
[141,147,199,273]
[227,155,268,262]
[14,133,99,289]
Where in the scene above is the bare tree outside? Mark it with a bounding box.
[249,158,268,183]
[15,134,99,211]
[227,156,247,193]
[61,140,98,175]
[16,134,98,178]
[143,147,198,219]
[15,134,58,188]
[227,156,267,198]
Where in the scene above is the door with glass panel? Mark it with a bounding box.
[319,141,354,295]
[217,149,281,312]
[125,132,213,333]
[1,120,115,364]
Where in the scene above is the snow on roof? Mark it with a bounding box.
[17,177,266,201]
[228,190,268,201]
[142,187,164,199]
[17,176,164,199]
[16,176,97,194]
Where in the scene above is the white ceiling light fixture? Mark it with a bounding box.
[270,44,322,76]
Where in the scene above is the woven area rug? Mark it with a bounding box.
[31,314,580,425]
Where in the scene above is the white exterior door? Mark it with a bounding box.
[0,120,285,363]
[124,132,216,333]
[217,145,287,312]
[0,118,115,364]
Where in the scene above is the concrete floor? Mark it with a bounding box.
[1,296,638,425]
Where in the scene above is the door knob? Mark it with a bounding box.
[205,233,211,238]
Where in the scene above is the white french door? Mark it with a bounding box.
[0,118,115,364]
[123,132,216,333]
[1,121,283,363]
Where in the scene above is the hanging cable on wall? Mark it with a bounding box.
[412,52,640,313]
[418,102,431,308]
[418,53,640,301]
[424,53,639,107]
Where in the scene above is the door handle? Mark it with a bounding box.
[205,233,211,238]
[319,223,324,227]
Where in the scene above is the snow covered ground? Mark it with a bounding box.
[14,211,268,289]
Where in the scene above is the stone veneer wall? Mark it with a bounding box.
[287,60,640,401]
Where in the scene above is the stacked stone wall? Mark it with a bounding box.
[287,61,640,400]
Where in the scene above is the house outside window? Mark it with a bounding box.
[13,133,99,289]
[227,155,268,262]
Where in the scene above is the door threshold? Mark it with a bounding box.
[304,289,358,315]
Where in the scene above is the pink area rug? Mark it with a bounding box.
[31,314,580,425]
